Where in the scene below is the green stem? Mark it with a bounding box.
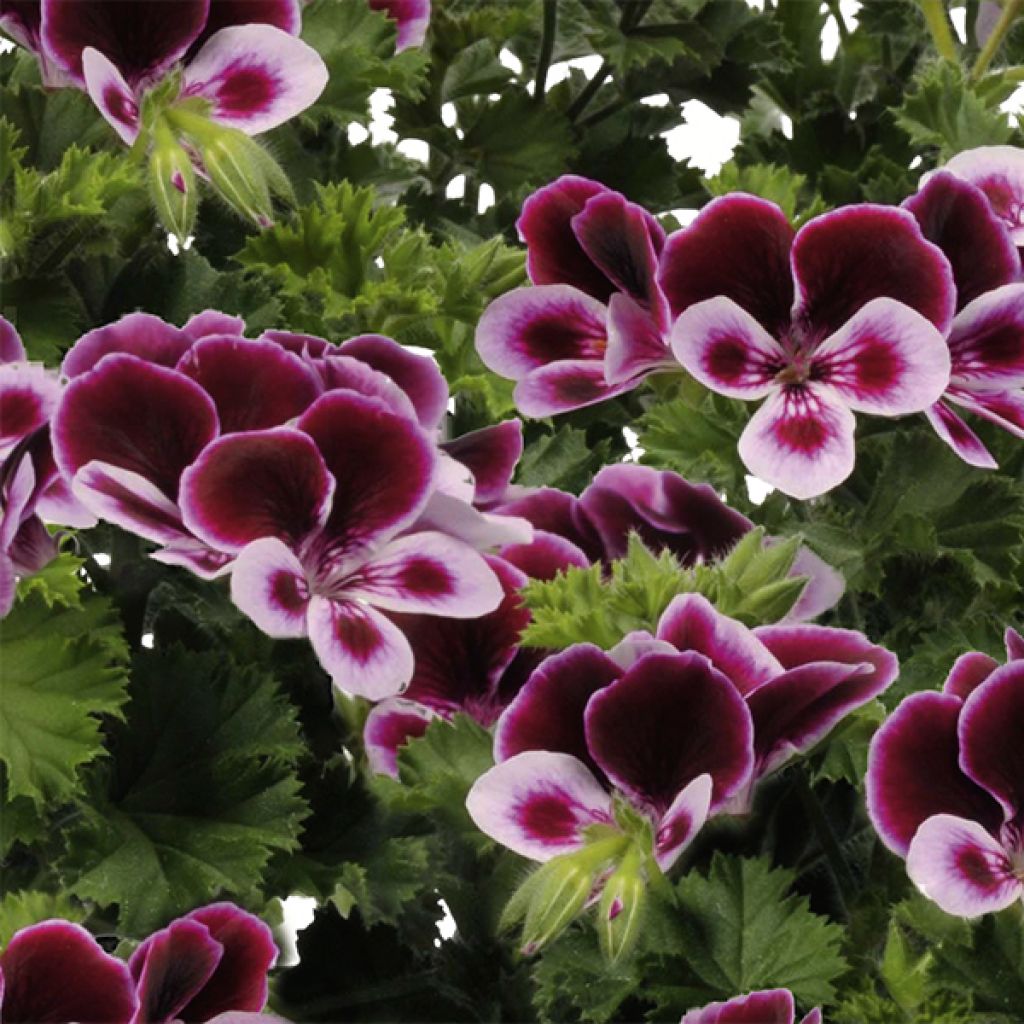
[796,771,853,921]
[918,0,959,60]
[566,60,612,121]
[823,0,851,42]
[972,0,1024,78]
[534,0,557,102]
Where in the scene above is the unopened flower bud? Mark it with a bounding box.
[520,856,594,953]
[597,845,646,965]
[149,118,196,245]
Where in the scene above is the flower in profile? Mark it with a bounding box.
[866,628,1024,917]
[667,196,954,498]
[904,169,1024,468]
[680,988,821,1024]
[475,175,676,416]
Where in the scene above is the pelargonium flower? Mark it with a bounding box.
[904,170,1024,468]
[0,919,137,1023]
[128,902,277,1022]
[943,145,1024,247]
[368,0,430,51]
[866,628,1024,917]
[666,195,954,498]
[476,175,676,416]
[680,988,821,1024]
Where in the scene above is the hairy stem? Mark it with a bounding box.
[918,0,960,61]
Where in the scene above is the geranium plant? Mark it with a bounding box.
[3,1,1024,1021]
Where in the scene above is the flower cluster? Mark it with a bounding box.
[866,627,1024,917]
[477,146,1024,500]
[0,902,278,1023]
[53,311,530,697]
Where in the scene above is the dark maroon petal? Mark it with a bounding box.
[945,146,1024,245]
[62,312,193,378]
[1007,627,1024,661]
[182,309,246,340]
[571,190,669,326]
[958,662,1024,822]
[0,0,42,53]
[297,391,436,560]
[441,419,523,506]
[129,919,222,1024]
[41,0,208,85]
[0,920,137,1023]
[584,651,754,813]
[0,314,26,362]
[53,354,219,500]
[494,644,622,777]
[339,334,448,429]
[754,623,898,689]
[944,651,1001,700]
[658,193,795,335]
[904,171,1020,309]
[0,363,60,455]
[363,698,437,777]
[257,329,332,359]
[495,487,602,561]
[316,354,417,421]
[179,427,332,553]
[191,0,299,53]
[791,204,955,338]
[680,988,797,1024]
[499,529,591,581]
[578,463,751,565]
[865,692,1003,856]
[176,336,320,432]
[517,175,620,300]
[178,903,277,1022]
[393,556,529,721]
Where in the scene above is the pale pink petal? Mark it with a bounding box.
[514,360,638,417]
[605,293,673,386]
[364,698,438,777]
[945,145,1024,245]
[229,537,309,638]
[654,773,712,871]
[82,47,139,146]
[924,401,998,470]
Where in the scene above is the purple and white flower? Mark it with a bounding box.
[943,145,1024,247]
[866,628,1024,917]
[666,196,954,498]
[680,988,821,1024]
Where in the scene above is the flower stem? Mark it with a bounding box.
[918,0,960,61]
[972,0,1024,79]
[796,770,852,921]
[567,60,612,121]
[534,0,557,102]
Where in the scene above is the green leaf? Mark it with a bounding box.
[331,835,434,927]
[811,699,887,786]
[674,853,847,1005]
[0,581,128,809]
[0,889,87,947]
[705,160,827,223]
[15,552,86,609]
[61,648,307,935]
[515,424,613,494]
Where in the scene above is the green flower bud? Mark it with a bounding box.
[520,855,595,954]
[149,118,196,245]
[597,845,647,965]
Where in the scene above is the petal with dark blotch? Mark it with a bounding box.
[0,0,42,53]
[792,205,955,337]
[182,309,247,340]
[585,651,754,813]
[0,552,15,618]
[495,644,622,772]
[466,750,614,861]
[517,175,619,300]
[784,544,845,623]
[339,334,449,429]
[605,293,672,386]
[944,651,1000,700]
[958,662,1024,821]
[1,458,36,554]
[0,362,60,455]
[343,531,503,617]
[441,420,523,506]
[813,298,951,415]
[670,296,784,400]
[1007,627,1024,661]
[924,401,998,470]
[62,312,193,378]
[950,388,1024,439]
[317,354,417,422]
[129,918,222,1024]
[746,660,882,776]
[152,538,233,580]
[904,171,1019,308]
[865,692,1003,856]
[71,461,188,545]
[800,1010,823,1024]
[754,623,898,688]
[499,529,590,581]
[737,384,856,500]
[476,285,608,381]
[177,902,277,1021]
[945,145,1024,245]
[176,336,320,432]
[947,284,1024,390]
[54,354,219,500]
[495,486,601,561]
[654,772,712,871]
[0,920,137,1024]
[307,595,415,698]
[658,194,795,334]
[298,391,436,558]
[515,360,637,417]
[82,48,139,145]
[41,0,207,85]
[679,988,796,1024]
[183,25,328,134]
[229,537,309,638]
[571,190,669,325]
[656,593,782,696]
[906,814,1021,917]
[0,315,26,362]
[180,428,332,554]
[364,698,437,777]
[368,0,430,51]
